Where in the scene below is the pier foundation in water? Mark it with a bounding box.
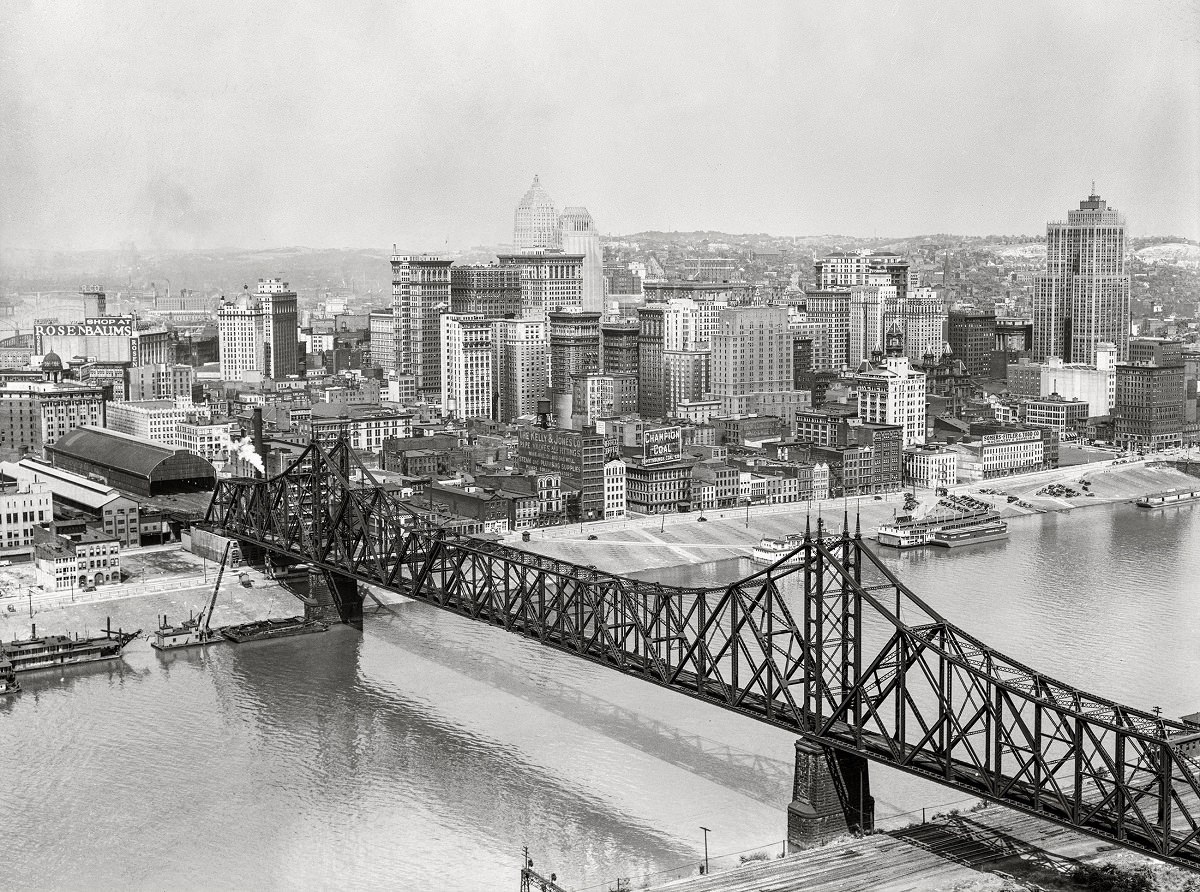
[303,569,364,629]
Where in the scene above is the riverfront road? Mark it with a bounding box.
[639,802,1199,890]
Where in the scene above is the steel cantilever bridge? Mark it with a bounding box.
[202,439,1200,871]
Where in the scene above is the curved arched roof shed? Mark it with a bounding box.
[46,426,216,498]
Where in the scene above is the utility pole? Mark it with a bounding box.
[700,826,711,874]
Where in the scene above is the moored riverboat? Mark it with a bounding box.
[750,534,805,566]
[1136,488,1200,509]
[876,502,1000,549]
[0,619,139,674]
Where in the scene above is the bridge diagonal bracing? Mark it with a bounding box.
[201,438,1200,872]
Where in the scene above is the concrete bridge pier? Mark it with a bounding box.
[787,740,875,852]
[304,568,364,629]
[238,541,266,568]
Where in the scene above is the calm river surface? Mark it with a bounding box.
[2,502,1198,890]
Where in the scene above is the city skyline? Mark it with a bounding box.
[2,1,1198,253]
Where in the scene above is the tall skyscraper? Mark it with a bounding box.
[217,290,265,380]
[1114,338,1185,450]
[636,305,666,418]
[450,265,522,317]
[1033,190,1131,365]
[848,279,892,367]
[853,337,927,448]
[217,278,298,380]
[257,278,298,379]
[710,306,793,398]
[804,288,852,369]
[440,314,495,420]
[599,319,640,374]
[891,287,947,363]
[494,318,547,423]
[496,251,584,318]
[548,311,601,426]
[514,176,560,251]
[557,207,604,313]
[947,311,997,378]
[391,251,452,401]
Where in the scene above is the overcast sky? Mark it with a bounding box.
[2,1,1197,251]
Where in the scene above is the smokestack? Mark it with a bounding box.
[252,407,264,479]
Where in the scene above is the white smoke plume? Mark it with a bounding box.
[218,431,265,475]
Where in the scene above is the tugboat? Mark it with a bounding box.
[0,652,18,696]
[152,542,231,650]
[0,618,140,673]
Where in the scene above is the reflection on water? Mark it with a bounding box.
[2,502,1197,890]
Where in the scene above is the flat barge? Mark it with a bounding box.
[221,616,328,644]
[1136,488,1200,509]
[0,620,139,674]
[928,519,1009,548]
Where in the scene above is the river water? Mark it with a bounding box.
[2,502,1198,891]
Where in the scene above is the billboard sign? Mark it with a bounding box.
[643,426,682,466]
[35,317,133,339]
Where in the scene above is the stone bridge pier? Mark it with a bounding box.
[787,739,875,852]
[302,568,364,629]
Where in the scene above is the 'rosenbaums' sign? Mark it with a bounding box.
[642,426,682,466]
[35,317,134,338]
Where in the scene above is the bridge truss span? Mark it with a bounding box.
[202,439,1200,871]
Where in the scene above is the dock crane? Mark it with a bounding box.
[150,543,232,650]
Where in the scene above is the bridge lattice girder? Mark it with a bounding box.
[202,439,1200,871]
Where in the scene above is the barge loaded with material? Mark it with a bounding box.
[220,617,328,643]
[0,618,139,674]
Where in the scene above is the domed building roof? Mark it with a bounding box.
[41,350,63,372]
[233,285,259,310]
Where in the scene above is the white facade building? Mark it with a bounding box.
[0,483,51,555]
[440,314,495,420]
[903,445,958,489]
[849,278,895,366]
[105,400,187,446]
[177,420,240,462]
[812,462,830,501]
[854,354,927,447]
[1040,343,1117,415]
[514,176,560,251]
[558,207,604,314]
[217,292,265,379]
[603,459,627,520]
[896,288,948,362]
